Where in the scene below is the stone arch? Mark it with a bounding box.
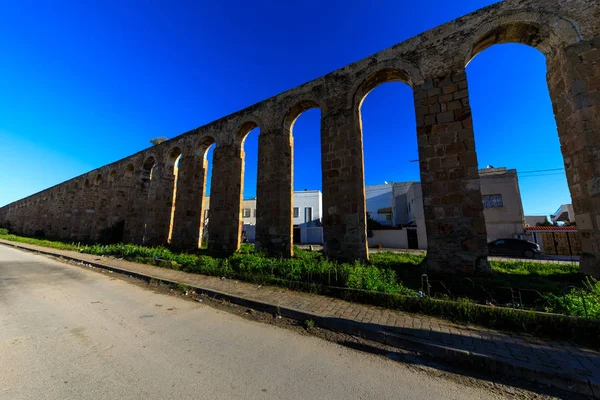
[351,65,422,247]
[166,147,182,174]
[348,59,422,109]
[124,163,135,178]
[142,156,156,180]
[235,117,262,229]
[235,116,264,146]
[462,10,600,274]
[95,173,103,185]
[109,169,117,183]
[352,67,414,112]
[465,11,582,65]
[195,135,217,159]
[283,99,323,133]
[163,147,182,244]
[169,135,216,250]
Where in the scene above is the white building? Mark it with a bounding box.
[203,189,323,244]
[292,189,323,244]
[365,166,526,249]
[525,215,549,227]
[365,182,427,249]
[551,204,574,224]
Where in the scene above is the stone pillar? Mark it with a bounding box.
[125,166,152,245]
[207,144,243,253]
[320,105,368,261]
[547,38,600,277]
[80,182,97,242]
[69,184,84,241]
[413,69,489,274]
[255,128,293,257]
[92,180,110,241]
[102,173,132,243]
[171,154,208,250]
[143,163,176,246]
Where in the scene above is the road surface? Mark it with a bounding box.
[1,245,516,399]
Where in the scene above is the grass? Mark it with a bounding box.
[0,232,594,318]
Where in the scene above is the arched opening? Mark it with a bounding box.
[109,169,117,184]
[238,122,260,245]
[142,156,155,182]
[357,68,425,252]
[466,25,572,257]
[166,147,182,243]
[141,156,156,245]
[200,138,216,246]
[95,174,103,185]
[125,164,134,178]
[285,100,322,247]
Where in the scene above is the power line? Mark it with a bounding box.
[518,172,566,178]
[518,168,564,174]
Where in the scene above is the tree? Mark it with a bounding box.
[366,212,384,230]
[150,137,167,146]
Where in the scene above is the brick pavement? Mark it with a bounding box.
[2,239,599,395]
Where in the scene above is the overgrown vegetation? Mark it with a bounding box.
[543,277,600,319]
[1,231,598,346]
[0,232,593,314]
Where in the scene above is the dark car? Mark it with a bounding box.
[487,238,541,259]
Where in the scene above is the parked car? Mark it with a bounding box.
[487,238,541,259]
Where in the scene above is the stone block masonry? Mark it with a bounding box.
[0,0,598,276]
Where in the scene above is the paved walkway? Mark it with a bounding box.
[1,239,598,396]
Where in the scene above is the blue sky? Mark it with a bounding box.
[0,0,571,217]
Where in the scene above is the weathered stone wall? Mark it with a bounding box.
[0,0,598,276]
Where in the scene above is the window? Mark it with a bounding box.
[304,207,312,224]
[293,207,299,218]
[482,194,503,208]
[253,209,256,217]
[243,208,251,218]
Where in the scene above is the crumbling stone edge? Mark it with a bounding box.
[3,241,597,398]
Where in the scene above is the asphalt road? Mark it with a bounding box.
[0,245,510,400]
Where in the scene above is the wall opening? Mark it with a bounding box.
[197,137,216,246]
[467,42,570,247]
[166,147,182,243]
[109,169,117,184]
[239,125,260,244]
[358,69,424,251]
[125,164,134,178]
[141,156,156,245]
[286,101,322,245]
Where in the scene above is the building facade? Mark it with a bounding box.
[551,204,575,224]
[204,190,323,244]
[366,167,525,249]
[479,167,525,241]
[525,215,549,227]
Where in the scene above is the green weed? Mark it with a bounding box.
[304,318,315,330]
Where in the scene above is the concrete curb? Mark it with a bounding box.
[2,241,597,398]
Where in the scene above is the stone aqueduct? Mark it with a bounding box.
[0,0,598,276]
